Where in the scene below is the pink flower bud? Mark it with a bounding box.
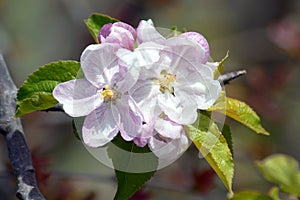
[179,32,210,63]
[98,22,137,50]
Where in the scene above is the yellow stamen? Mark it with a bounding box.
[165,73,176,84]
[100,85,114,99]
[159,73,176,93]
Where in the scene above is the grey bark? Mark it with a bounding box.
[0,50,45,200]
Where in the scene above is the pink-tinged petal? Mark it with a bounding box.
[128,96,144,122]
[175,64,212,88]
[82,104,120,147]
[137,19,165,44]
[133,137,148,147]
[130,79,161,122]
[179,32,210,63]
[163,37,206,71]
[117,64,140,93]
[158,93,197,125]
[116,96,143,141]
[80,43,120,87]
[98,22,137,50]
[98,23,113,42]
[148,132,189,161]
[175,73,221,110]
[117,42,164,91]
[53,79,102,117]
[154,118,183,139]
[113,22,137,40]
[133,118,156,147]
[117,42,163,69]
[116,48,141,92]
[206,62,218,73]
[195,80,221,109]
[174,57,214,82]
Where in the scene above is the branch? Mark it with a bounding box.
[218,70,247,85]
[0,50,45,200]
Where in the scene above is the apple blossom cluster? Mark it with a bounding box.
[53,20,221,158]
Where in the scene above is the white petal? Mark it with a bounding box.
[206,61,218,73]
[80,43,120,87]
[130,79,161,122]
[133,116,156,147]
[53,79,102,117]
[196,79,221,109]
[116,96,143,141]
[158,93,197,125]
[149,132,189,161]
[117,42,164,69]
[137,19,165,44]
[178,32,210,63]
[154,118,183,139]
[116,48,141,92]
[117,42,163,92]
[117,66,140,93]
[164,37,206,69]
[175,76,221,110]
[82,104,120,147]
[175,60,214,82]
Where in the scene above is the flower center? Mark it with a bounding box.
[159,71,176,94]
[99,85,122,104]
[100,85,114,99]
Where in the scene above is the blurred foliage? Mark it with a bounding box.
[231,154,300,199]
[256,154,300,197]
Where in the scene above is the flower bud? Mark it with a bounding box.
[179,32,210,63]
[98,22,137,50]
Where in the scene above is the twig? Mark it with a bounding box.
[218,70,247,85]
[0,50,45,200]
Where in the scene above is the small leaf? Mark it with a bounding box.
[256,154,300,197]
[209,97,269,135]
[166,26,181,38]
[230,191,273,200]
[185,114,234,194]
[16,60,80,117]
[84,13,119,43]
[107,135,158,200]
[214,51,229,79]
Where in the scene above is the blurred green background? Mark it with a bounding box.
[1,0,300,199]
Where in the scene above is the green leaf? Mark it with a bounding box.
[209,96,269,135]
[256,154,300,197]
[221,124,233,157]
[185,114,234,194]
[84,13,119,43]
[16,60,80,117]
[214,51,229,79]
[107,135,158,200]
[230,191,273,200]
[268,187,280,200]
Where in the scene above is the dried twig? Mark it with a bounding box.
[218,70,247,85]
[0,50,45,200]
